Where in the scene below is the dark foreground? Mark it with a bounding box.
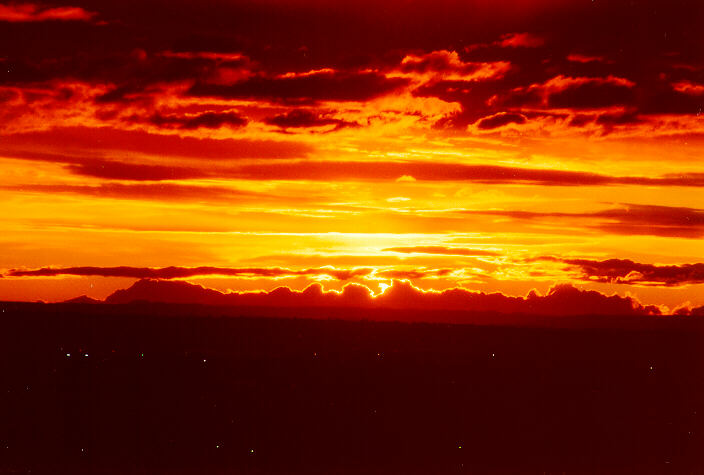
[1,302,703,474]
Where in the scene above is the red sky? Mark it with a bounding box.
[1,0,703,314]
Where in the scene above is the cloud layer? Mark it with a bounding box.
[101,278,660,317]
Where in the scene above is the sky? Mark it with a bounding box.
[1,0,703,312]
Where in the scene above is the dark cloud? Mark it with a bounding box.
[6,265,374,280]
[0,0,700,134]
[538,257,704,287]
[188,71,409,104]
[99,278,659,316]
[546,81,635,109]
[475,112,526,129]
[264,109,358,130]
[143,111,248,129]
[383,246,499,257]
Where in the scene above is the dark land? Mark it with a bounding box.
[0,301,703,474]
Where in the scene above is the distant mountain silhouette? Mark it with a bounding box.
[62,295,102,304]
[101,278,661,316]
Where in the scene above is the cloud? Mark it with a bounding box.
[474,112,526,130]
[383,246,499,257]
[0,3,96,22]
[538,257,704,287]
[7,148,704,189]
[1,183,265,203]
[98,278,659,316]
[264,109,358,130]
[142,112,248,130]
[64,161,209,181]
[230,161,704,188]
[5,265,375,280]
[0,149,211,181]
[466,203,704,238]
[496,75,637,110]
[671,81,704,96]
[0,126,313,160]
[397,50,511,82]
[566,53,607,64]
[4,265,466,282]
[497,32,544,48]
[375,269,454,279]
[188,70,409,104]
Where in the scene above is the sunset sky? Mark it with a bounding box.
[1,0,703,312]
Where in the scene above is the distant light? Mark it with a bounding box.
[458,445,462,449]
[84,353,89,357]
[203,359,207,363]
[649,366,654,370]
[140,353,144,358]
[216,445,220,449]
[250,449,254,454]
[66,353,71,358]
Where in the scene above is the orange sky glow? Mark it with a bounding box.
[1,0,703,314]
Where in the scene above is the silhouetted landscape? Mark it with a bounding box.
[1,301,702,474]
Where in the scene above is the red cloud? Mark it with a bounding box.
[0,3,95,22]
[1,126,313,160]
[671,81,704,96]
[566,53,607,64]
[231,161,704,188]
[497,33,544,48]
[99,279,660,317]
